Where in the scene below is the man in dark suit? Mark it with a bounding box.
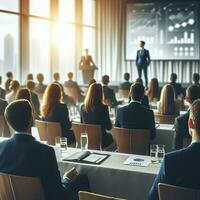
[0,76,6,99]
[102,75,121,107]
[115,83,156,140]
[136,40,151,87]
[0,100,90,200]
[149,99,200,200]
[0,98,7,116]
[174,85,200,150]
[120,73,132,90]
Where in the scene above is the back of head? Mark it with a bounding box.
[67,72,73,80]
[135,78,143,85]
[147,78,159,101]
[26,73,33,81]
[160,84,176,115]
[84,83,103,112]
[5,99,32,132]
[15,89,31,102]
[53,72,60,81]
[170,73,177,83]
[9,80,20,91]
[190,99,200,134]
[193,73,200,84]
[26,80,35,91]
[36,73,44,83]
[130,83,144,101]
[186,85,200,104]
[102,75,109,85]
[6,72,13,79]
[124,73,130,81]
[41,83,62,117]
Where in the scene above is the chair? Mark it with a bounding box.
[35,120,62,145]
[183,138,192,148]
[64,87,81,103]
[0,115,10,137]
[113,127,150,155]
[79,191,127,200]
[118,89,130,99]
[154,113,177,124]
[158,183,200,200]
[72,122,102,150]
[0,172,45,200]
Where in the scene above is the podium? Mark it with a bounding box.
[80,65,97,84]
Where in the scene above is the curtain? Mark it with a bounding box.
[95,0,200,83]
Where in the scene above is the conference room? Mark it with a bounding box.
[0,0,200,200]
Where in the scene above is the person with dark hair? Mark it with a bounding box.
[146,78,160,103]
[136,40,151,87]
[5,72,13,93]
[120,73,132,90]
[81,83,113,148]
[0,76,6,99]
[35,73,47,94]
[40,83,75,145]
[102,75,121,107]
[149,99,200,200]
[0,99,90,200]
[115,83,156,140]
[174,85,200,150]
[193,73,200,86]
[169,73,184,99]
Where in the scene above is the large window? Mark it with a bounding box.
[0,0,19,12]
[30,0,50,17]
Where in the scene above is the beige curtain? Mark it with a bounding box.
[95,0,200,84]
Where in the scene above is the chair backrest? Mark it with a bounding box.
[158,183,200,200]
[154,113,176,124]
[183,138,192,148]
[118,89,130,99]
[79,191,127,200]
[0,115,10,137]
[113,127,150,155]
[64,87,80,103]
[0,173,45,200]
[35,120,62,145]
[72,122,102,150]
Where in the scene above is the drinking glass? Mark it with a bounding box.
[150,144,158,163]
[157,145,165,163]
[60,137,68,151]
[81,132,88,150]
[55,136,61,147]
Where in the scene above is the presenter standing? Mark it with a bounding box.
[79,49,97,84]
[136,41,151,87]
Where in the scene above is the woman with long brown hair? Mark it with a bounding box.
[146,78,160,102]
[81,83,113,148]
[40,83,75,144]
[5,80,20,103]
[158,84,180,115]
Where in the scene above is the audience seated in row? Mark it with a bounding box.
[120,73,132,91]
[5,80,20,104]
[0,99,90,200]
[146,78,160,103]
[81,83,113,148]
[115,83,156,140]
[158,84,180,116]
[148,99,200,200]
[174,85,200,150]
[0,76,6,99]
[40,83,75,145]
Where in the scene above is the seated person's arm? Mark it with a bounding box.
[103,106,112,130]
[173,118,183,150]
[149,110,156,140]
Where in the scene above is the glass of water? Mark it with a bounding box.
[157,145,165,163]
[150,144,158,164]
[81,132,88,150]
[55,136,61,147]
[60,137,68,152]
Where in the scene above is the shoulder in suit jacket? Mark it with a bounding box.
[102,86,118,106]
[148,143,200,200]
[0,98,8,116]
[0,87,6,99]
[120,81,132,90]
[174,111,191,150]
[115,102,156,139]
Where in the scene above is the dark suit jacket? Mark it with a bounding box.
[0,87,6,99]
[136,49,151,68]
[115,102,156,139]
[170,82,184,98]
[0,98,7,116]
[174,111,191,150]
[120,81,132,90]
[0,134,67,200]
[148,143,200,200]
[102,85,119,106]
[30,91,40,115]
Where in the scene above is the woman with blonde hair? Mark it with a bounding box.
[158,84,180,115]
[81,83,113,148]
[146,78,160,102]
[5,80,20,103]
[40,83,75,144]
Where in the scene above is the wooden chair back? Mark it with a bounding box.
[158,183,200,200]
[0,173,45,200]
[118,89,130,99]
[79,191,127,200]
[72,122,102,150]
[154,114,176,124]
[35,120,62,145]
[64,87,81,103]
[0,115,10,137]
[113,127,150,155]
[183,138,192,148]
